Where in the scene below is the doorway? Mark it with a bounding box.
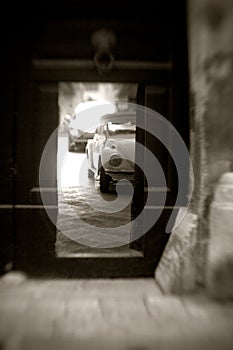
[2,0,190,277]
[56,82,140,257]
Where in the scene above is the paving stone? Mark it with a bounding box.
[144,295,189,325]
[100,297,149,324]
[0,275,233,350]
[80,278,162,297]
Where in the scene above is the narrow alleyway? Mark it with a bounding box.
[56,133,134,256]
[0,272,232,350]
[1,1,233,349]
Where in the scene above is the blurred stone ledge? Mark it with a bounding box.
[155,208,198,294]
[206,172,233,300]
[155,172,233,299]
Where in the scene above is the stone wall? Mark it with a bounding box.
[206,173,233,299]
[156,0,233,293]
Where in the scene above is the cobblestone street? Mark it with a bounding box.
[56,135,133,256]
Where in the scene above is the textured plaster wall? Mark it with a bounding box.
[156,0,233,293]
[189,0,233,287]
[189,0,233,194]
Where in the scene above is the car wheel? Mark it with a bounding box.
[99,166,111,193]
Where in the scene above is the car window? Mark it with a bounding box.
[107,122,136,135]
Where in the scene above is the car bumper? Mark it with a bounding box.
[105,170,135,182]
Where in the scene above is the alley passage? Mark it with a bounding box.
[56,134,132,257]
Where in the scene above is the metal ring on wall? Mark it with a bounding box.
[93,49,114,74]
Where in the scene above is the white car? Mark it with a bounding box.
[86,111,136,193]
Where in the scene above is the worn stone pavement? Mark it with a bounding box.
[0,272,232,350]
[56,185,132,256]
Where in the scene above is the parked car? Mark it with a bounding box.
[68,118,95,152]
[86,111,136,192]
[67,100,115,152]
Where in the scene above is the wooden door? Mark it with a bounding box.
[3,0,189,278]
[131,81,189,271]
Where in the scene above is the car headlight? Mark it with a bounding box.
[109,154,122,167]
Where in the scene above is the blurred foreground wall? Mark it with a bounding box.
[156,0,233,293]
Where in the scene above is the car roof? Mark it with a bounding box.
[100,112,136,124]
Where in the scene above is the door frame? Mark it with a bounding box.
[13,58,189,278]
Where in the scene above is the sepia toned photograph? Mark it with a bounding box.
[0,0,232,349]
